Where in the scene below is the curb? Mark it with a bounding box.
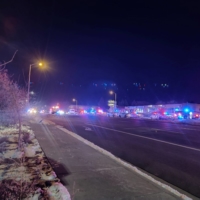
[44,120,193,200]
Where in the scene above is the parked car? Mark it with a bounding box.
[126,113,139,118]
[150,113,159,119]
[190,112,200,119]
[163,113,176,120]
[107,112,118,117]
[118,112,127,118]
[150,112,173,120]
[67,109,78,115]
[174,111,188,119]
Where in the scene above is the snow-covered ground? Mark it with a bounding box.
[0,125,71,200]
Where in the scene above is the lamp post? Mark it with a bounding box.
[109,91,117,108]
[72,98,77,111]
[27,62,43,104]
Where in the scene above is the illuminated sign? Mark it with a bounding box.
[108,100,115,107]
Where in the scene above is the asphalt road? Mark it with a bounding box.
[43,114,200,198]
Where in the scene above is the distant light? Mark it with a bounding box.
[175,108,179,111]
[184,108,189,112]
[28,108,37,114]
[58,110,64,115]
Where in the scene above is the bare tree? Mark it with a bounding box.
[0,69,26,149]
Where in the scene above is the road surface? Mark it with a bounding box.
[43,114,200,198]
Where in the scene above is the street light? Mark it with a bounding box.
[27,62,43,104]
[109,91,117,108]
[72,98,78,111]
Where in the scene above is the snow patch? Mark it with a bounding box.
[47,182,71,200]
[24,146,36,157]
[3,149,24,159]
[0,124,71,200]
[41,170,57,181]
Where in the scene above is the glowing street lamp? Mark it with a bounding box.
[109,91,117,108]
[72,98,78,110]
[27,62,43,104]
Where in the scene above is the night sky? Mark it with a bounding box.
[1,0,200,107]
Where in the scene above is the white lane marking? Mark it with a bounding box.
[181,127,200,131]
[109,118,200,131]
[86,123,200,152]
[85,127,92,131]
[124,127,182,134]
[124,125,200,132]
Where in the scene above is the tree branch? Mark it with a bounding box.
[0,50,18,67]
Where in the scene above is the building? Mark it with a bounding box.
[125,103,200,114]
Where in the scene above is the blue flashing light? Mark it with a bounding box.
[175,108,179,111]
[178,115,183,119]
[90,108,96,113]
[184,108,189,113]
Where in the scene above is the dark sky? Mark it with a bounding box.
[1,0,200,106]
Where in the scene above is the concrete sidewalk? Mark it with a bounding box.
[27,119,193,200]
